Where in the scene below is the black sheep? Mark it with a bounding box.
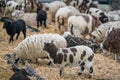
[3,19,26,43]
[36,9,47,28]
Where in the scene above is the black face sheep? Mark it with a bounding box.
[36,9,47,28]
[3,19,26,43]
[43,41,94,78]
[101,28,120,61]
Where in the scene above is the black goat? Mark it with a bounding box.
[36,9,47,28]
[3,19,26,43]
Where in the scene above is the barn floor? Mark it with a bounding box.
[0,12,120,80]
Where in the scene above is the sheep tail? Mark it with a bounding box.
[26,25,40,32]
[70,24,74,35]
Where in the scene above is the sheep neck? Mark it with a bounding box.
[48,46,58,59]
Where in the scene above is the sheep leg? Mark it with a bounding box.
[22,30,26,39]
[9,35,14,43]
[16,32,20,39]
[43,20,46,28]
[78,66,85,75]
[37,21,39,28]
[60,67,64,77]
[84,62,93,78]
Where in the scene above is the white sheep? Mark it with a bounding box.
[67,14,101,38]
[43,40,94,78]
[12,33,67,63]
[12,10,37,26]
[86,7,108,23]
[55,6,80,33]
[91,21,120,43]
[46,1,67,21]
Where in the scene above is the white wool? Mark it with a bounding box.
[67,14,99,37]
[55,6,80,31]
[91,21,120,43]
[14,33,67,62]
[48,1,67,19]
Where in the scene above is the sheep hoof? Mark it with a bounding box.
[78,72,82,75]
[88,75,92,78]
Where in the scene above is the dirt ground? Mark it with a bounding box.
[0,12,120,80]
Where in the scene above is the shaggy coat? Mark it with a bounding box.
[36,9,47,28]
[55,6,80,33]
[102,28,120,60]
[3,19,26,43]
[68,14,101,37]
[12,33,67,63]
[43,41,94,78]
[91,21,120,43]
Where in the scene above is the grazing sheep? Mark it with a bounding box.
[86,7,109,23]
[91,21,120,43]
[68,14,101,38]
[3,1,25,17]
[55,6,80,33]
[36,9,47,28]
[63,32,101,53]
[46,1,66,22]
[101,28,120,61]
[12,10,37,26]
[9,33,67,63]
[43,40,94,78]
[3,19,26,43]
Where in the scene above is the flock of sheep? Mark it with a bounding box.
[0,0,120,80]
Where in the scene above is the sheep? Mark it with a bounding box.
[4,58,44,80]
[43,40,94,78]
[55,6,80,33]
[46,1,66,22]
[0,0,6,13]
[91,21,120,43]
[63,32,101,53]
[3,19,26,43]
[101,28,120,61]
[67,14,101,38]
[36,9,47,28]
[86,7,109,23]
[12,10,37,26]
[3,1,25,17]
[8,33,67,64]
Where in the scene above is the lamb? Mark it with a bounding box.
[3,19,26,43]
[67,14,101,38]
[55,6,80,33]
[43,40,94,78]
[63,32,101,53]
[36,9,47,28]
[8,33,67,64]
[46,1,66,22]
[101,28,120,61]
[91,21,120,43]
[86,7,109,23]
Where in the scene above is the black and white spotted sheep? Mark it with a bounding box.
[43,41,94,78]
[63,32,101,53]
